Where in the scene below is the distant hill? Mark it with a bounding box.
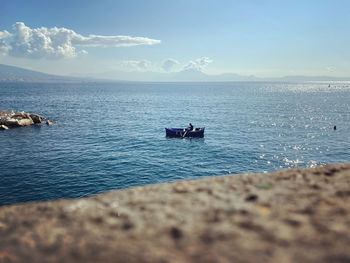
[0,64,81,82]
[75,68,350,82]
[78,69,260,82]
[1,63,349,82]
[279,75,350,82]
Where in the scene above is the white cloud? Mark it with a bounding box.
[79,49,88,55]
[0,30,11,54]
[0,30,11,39]
[73,35,160,47]
[183,57,213,71]
[326,66,336,73]
[0,22,161,59]
[120,60,152,71]
[162,58,179,72]
[137,60,151,69]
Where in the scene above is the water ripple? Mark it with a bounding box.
[1,82,350,205]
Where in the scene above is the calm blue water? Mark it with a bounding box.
[1,81,350,205]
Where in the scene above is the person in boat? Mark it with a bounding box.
[188,123,194,131]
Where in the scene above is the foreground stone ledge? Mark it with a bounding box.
[1,164,350,263]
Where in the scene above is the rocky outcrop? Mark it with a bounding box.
[0,110,14,118]
[0,163,350,263]
[30,113,45,124]
[0,110,47,129]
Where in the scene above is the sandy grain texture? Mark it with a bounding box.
[1,163,350,263]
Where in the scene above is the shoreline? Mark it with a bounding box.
[1,163,350,262]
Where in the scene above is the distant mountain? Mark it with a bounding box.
[1,63,350,82]
[206,72,259,82]
[0,64,81,82]
[82,68,260,82]
[83,68,350,82]
[172,68,209,81]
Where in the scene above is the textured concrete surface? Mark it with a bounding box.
[1,163,350,263]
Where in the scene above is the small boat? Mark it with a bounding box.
[165,127,205,138]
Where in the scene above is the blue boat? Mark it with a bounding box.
[165,127,205,138]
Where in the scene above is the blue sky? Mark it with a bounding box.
[0,0,350,79]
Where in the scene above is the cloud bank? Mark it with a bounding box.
[0,30,11,54]
[120,60,152,71]
[183,57,213,71]
[0,22,161,59]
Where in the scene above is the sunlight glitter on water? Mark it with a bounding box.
[0,81,350,205]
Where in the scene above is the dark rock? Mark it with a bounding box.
[122,221,134,230]
[13,112,31,119]
[30,113,45,124]
[2,118,20,127]
[170,227,182,239]
[2,117,34,127]
[284,218,301,227]
[325,168,338,177]
[245,194,258,201]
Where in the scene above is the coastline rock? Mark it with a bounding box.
[1,117,34,127]
[46,120,52,125]
[0,110,14,118]
[0,110,14,124]
[1,118,18,127]
[0,110,46,129]
[13,112,32,119]
[30,113,44,124]
[0,125,8,130]
[0,163,350,263]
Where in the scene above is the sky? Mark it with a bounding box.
[0,0,350,79]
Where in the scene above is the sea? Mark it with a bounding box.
[1,81,350,206]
